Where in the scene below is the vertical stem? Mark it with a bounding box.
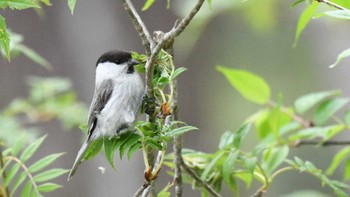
[0,144,9,197]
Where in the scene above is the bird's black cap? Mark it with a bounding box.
[96,50,132,67]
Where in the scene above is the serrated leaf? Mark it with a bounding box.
[17,44,52,70]
[0,0,40,9]
[293,1,319,47]
[330,48,350,68]
[21,181,32,197]
[34,168,68,182]
[20,135,46,162]
[262,146,289,176]
[326,146,350,175]
[294,90,340,114]
[68,0,76,14]
[0,15,10,60]
[83,138,103,161]
[223,150,239,193]
[313,98,349,125]
[171,67,187,80]
[216,66,271,104]
[28,153,64,173]
[164,126,198,138]
[37,183,62,192]
[142,0,155,11]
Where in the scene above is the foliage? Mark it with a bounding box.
[0,0,76,62]
[0,136,67,197]
[0,76,87,196]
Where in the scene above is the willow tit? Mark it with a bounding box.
[68,50,144,180]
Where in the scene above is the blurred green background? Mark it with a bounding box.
[1,0,350,196]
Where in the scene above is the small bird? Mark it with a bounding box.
[68,50,144,180]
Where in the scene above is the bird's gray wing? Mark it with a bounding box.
[87,79,114,139]
[68,80,114,180]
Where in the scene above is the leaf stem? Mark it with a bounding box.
[315,0,349,10]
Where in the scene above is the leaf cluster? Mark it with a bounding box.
[0,136,67,197]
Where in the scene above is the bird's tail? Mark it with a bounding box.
[67,139,90,181]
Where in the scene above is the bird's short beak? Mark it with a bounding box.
[129,59,140,66]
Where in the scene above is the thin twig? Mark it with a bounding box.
[133,182,150,197]
[316,0,348,10]
[121,0,154,56]
[250,189,265,197]
[180,159,222,197]
[145,0,205,98]
[294,140,350,147]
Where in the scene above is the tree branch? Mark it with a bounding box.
[121,0,154,56]
[294,140,350,147]
[145,0,205,98]
[180,159,222,197]
[316,0,348,10]
[133,182,150,197]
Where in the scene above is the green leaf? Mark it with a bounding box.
[313,98,349,125]
[83,138,103,161]
[322,10,350,20]
[222,150,239,193]
[233,124,251,148]
[37,183,62,192]
[34,168,69,182]
[4,163,20,187]
[201,151,225,180]
[127,142,141,160]
[68,0,76,14]
[79,123,88,134]
[157,182,173,197]
[291,0,305,8]
[262,146,289,176]
[28,153,64,173]
[343,158,350,181]
[142,0,155,11]
[326,146,350,175]
[293,1,319,47]
[330,48,350,68]
[218,131,234,150]
[216,66,270,104]
[20,135,46,162]
[164,125,198,138]
[119,133,140,159]
[104,138,119,169]
[0,15,10,60]
[0,0,40,9]
[294,90,340,114]
[11,171,27,196]
[21,181,32,197]
[344,110,350,126]
[16,45,52,70]
[171,67,187,80]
